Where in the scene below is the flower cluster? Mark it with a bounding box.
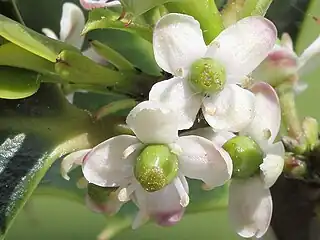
[60,3,287,238]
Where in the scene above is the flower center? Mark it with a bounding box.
[188,57,226,94]
[222,136,264,179]
[134,145,178,192]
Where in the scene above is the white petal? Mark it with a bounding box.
[260,154,284,188]
[82,135,138,187]
[205,16,277,83]
[241,82,281,144]
[177,136,232,188]
[153,13,207,76]
[80,0,121,9]
[61,149,91,180]
[149,77,202,130]
[126,100,179,144]
[264,141,285,157]
[202,84,255,132]
[60,2,85,49]
[298,35,320,77]
[280,33,294,51]
[184,127,235,147]
[133,175,188,227]
[229,177,273,238]
[41,28,58,40]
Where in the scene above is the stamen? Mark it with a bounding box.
[205,107,216,116]
[168,143,183,155]
[132,210,149,229]
[117,184,137,202]
[174,178,189,207]
[122,143,144,159]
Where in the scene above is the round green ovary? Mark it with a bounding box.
[134,145,178,192]
[188,58,226,94]
[223,136,264,179]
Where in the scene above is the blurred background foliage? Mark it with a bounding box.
[0,0,319,239]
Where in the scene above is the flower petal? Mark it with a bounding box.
[229,177,273,238]
[177,136,232,189]
[126,100,179,144]
[61,149,91,180]
[298,35,320,77]
[82,135,139,187]
[133,175,188,227]
[260,154,284,188]
[60,2,85,49]
[241,82,281,144]
[205,16,277,83]
[202,84,255,132]
[153,13,207,76]
[80,0,121,9]
[264,141,285,157]
[41,28,58,40]
[149,77,202,130]
[184,127,235,147]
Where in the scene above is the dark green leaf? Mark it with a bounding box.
[120,0,182,17]
[0,67,40,99]
[0,14,79,62]
[89,29,161,76]
[0,83,120,239]
[83,8,153,42]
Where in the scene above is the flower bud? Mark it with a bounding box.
[252,47,298,87]
[134,145,178,192]
[223,136,264,178]
[188,58,226,94]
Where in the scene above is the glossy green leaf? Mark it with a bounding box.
[90,40,135,71]
[89,29,161,76]
[0,14,79,62]
[0,83,120,239]
[83,8,152,42]
[0,67,40,99]
[0,43,56,76]
[120,0,182,17]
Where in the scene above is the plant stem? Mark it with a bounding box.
[277,83,303,140]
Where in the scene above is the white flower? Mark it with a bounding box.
[188,82,284,238]
[41,2,106,103]
[71,100,232,228]
[149,13,277,131]
[253,33,320,94]
[79,0,121,9]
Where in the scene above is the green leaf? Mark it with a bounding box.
[0,66,40,99]
[0,14,79,62]
[0,83,120,239]
[89,29,161,76]
[0,43,56,76]
[295,0,320,120]
[120,0,182,17]
[83,8,153,42]
[90,40,135,71]
[55,50,157,97]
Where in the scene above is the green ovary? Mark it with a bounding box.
[223,136,264,179]
[188,57,226,94]
[134,145,178,192]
